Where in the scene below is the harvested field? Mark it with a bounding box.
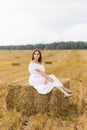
[0,50,87,130]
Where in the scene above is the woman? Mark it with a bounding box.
[28,49,73,97]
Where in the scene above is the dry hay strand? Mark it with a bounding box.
[6,78,70,117]
[34,92,50,114]
[0,89,6,98]
[6,85,36,115]
[48,88,69,116]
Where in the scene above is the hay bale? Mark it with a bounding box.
[11,62,20,66]
[45,61,52,64]
[6,78,70,117]
[15,56,20,59]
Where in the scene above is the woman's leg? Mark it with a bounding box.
[49,75,73,97]
[56,86,72,97]
[62,86,74,94]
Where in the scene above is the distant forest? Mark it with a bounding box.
[0,41,87,50]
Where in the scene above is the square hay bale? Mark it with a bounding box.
[45,61,52,64]
[11,62,20,66]
[6,78,70,117]
[15,56,20,59]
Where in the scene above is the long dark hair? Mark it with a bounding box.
[32,49,42,63]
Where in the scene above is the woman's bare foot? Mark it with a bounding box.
[64,93,72,98]
[67,90,74,94]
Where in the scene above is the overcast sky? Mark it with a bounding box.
[0,0,87,46]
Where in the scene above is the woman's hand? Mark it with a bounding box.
[43,77,48,84]
[36,69,54,83]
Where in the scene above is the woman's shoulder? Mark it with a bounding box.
[30,61,43,65]
[29,61,36,64]
[30,60,35,63]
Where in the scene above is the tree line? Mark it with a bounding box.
[0,41,87,50]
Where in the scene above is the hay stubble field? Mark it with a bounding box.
[0,50,87,130]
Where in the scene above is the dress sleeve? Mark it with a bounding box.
[28,63,35,72]
[28,63,45,73]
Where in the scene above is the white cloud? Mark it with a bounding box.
[62,24,87,41]
[0,0,87,45]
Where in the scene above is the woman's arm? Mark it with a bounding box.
[35,69,54,82]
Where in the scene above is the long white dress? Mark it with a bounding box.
[28,62,63,94]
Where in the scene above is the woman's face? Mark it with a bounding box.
[33,51,40,61]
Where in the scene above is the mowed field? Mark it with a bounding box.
[0,50,87,130]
